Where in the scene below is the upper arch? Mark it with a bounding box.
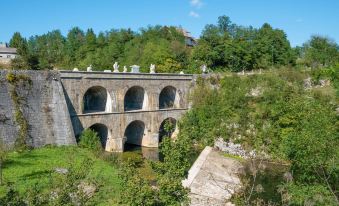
[124,86,148,111]
[159,85,180,109]
[83,86,112,113]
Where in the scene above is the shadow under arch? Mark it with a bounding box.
[124,120,146,148]
[124,86,148,111]
[159,86,180,109]
[159,117,177,143]
[89,123,109,149]
[83,86,111,113]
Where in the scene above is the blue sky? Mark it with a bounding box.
[1,0,338,46]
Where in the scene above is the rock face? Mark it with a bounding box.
[183,146,243,206]
[214,138,254,158]
[303,77,312,89]
[0,70,76,147]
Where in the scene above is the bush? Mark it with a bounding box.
[120,152,143,167]
[180,70,339,204]
[79,129,102,151]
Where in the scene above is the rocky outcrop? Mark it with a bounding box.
[183,146,243,206]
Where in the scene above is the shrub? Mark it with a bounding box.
[79,129,102,151]
[120,152,143,167]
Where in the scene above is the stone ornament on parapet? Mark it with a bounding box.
[87,65,93,72]
[130,65,140,73]
[113,62,119,73]
[150,64,155,74]
[123,66,127,73]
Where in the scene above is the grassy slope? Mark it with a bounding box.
[1,146,122,205]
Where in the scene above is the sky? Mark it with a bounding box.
[1,0,339,46]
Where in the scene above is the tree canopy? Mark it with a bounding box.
[6,15,339,73]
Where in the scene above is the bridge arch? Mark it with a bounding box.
[89,123,109,149]
[124,86,148,111]
[159,117,177,142]
[83,86,112,113]
[124,120,146,148]
[159,86,180,109]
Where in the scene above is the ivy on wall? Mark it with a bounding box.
[6,72,32,151]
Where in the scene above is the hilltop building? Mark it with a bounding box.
[176,28,197,47]
[0,43,17,64]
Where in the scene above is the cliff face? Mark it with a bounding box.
[0,70,76,147]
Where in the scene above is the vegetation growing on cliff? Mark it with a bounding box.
[6,72,32,151]
[178,67,339,205]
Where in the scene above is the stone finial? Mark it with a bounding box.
[87,65,93,72]
[123,66,127,73]
[149,64,155,74]
[130,65,140,73]
[201,64,207,73]
[113,62,119,73]
[73,68,79,71]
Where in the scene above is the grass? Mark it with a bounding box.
[0,145,122,205]
[223,152,246,162]
[311,85,337,99]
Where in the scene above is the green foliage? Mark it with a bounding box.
[119,151,143,167]
[280,183,338,205]
[156,173,189,206]
[9,26,190,73]
[0,146,121,205]
[6,72,32,85]
[0,185,26,205]
[6,73,32,152]
[117,131,191,206]
[6,16,338,73]
[0,139,8,186]
[302,36,339,68]
[190,16,295,72]
[78,129,102,151]
[118,120,191,205]
[232,160,289,205]
[118,162,158,206]
[9,32,28,57]
[180,69,339,204]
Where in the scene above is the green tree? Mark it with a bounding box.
[79,129,102,151]
[64,27,85,67]
[191,16,295,71]
[303,35,339,68]
[9,32,28,56]
[27,30,65,69]
[9,32,30,69]
[253,23,295,68]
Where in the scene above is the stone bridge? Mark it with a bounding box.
[60,71,193,152]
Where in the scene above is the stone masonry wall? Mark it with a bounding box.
[0,70,76,147]
[60,71,193,152]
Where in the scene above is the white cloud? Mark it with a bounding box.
[189,11,200,18]
[190,0,203,8]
